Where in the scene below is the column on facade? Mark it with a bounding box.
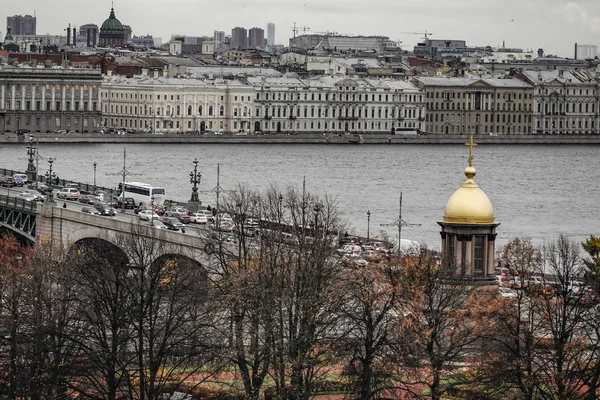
[1,84,5,110]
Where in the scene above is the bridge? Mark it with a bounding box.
[0,187,217,267]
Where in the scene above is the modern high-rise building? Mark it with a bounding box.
[574,44,598,60]
[248,27,265,49]
[214,30,225,49]
[267,22,275,46]
[231,27,247,49]
[7,14,36,36]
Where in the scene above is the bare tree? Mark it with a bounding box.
[65,238,135,400]
[391,251,490,400]
[338,262,397,400]
[477,236,546,400]
[119,224,219,400]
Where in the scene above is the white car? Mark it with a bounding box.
[18,190,45,202]
[138,210,160,221]
[56,188,81,200]
[189,212,208,224]
[16,192,38,202]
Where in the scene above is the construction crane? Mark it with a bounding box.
[401,30,433,40]
[291,22,311,37]
[380,192,421,253]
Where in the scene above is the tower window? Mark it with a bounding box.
[474,236,484,275]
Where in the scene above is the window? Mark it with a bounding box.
[474,236,484,274]
[219,106,224,116]
[198,106,203,115]
[209,106,213,116]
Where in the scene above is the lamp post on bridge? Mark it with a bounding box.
[44,158,56,203]
[93,162,97,191]
[367,210,371,241]
[188,158,201,212]
[26,135,37,184]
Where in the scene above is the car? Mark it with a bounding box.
[138,209,160,221]
[114,197,136,209]
[189,212,208,224]
[0,176,15,187]
[12,174,28,185]
[56,188,81,200]
[165,211,191,224]
[81,206,101,215]
[161,217,185,231]
[55,130,67,135]
[78,194,99,204]
[16,192,38,202]
[195,209,215,222]
[93,202,116,216]
[215,221,236,232]
[170,206,189,214]
[28,182,50,195]
[19,190,45,202]
[94,190,112,202]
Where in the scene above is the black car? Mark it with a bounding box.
[0,176,15,187]
[115,197,136,209]
[161,217,184,231]
[79,194,99,204]
[28,183,50,195]
[94,202,116,216]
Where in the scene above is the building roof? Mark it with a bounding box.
[101,8,124,32]
[415,76,531,88]
[520,69,598,84]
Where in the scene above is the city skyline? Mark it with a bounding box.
[1,0,600,56]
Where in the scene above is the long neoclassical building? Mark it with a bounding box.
[100,72,426,134]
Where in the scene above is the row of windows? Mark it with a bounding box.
[3,100,97,111]
[4,83,98,92]
[104,91,252,102]
[6,116,98,128]
[538,88,596,96]
[428,113,532,124]
[537,119,596,129]
[259,106,423,119]
[427,91,533,100]
[257,91,424,103]
[538,102,596,114]
[433,125,533,134]
[429,102,532,112]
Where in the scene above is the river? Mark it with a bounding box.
[1,142,598,249]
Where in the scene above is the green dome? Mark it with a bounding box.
[101,8,124,32]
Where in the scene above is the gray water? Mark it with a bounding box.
[1,142,599,249]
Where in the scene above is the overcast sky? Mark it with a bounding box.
[3,0,599,57]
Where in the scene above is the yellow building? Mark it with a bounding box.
[438,136,499,283]
[413,77,533,135]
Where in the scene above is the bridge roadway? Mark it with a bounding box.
[0,186,229,265]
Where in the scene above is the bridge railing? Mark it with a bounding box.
[0,193,38,213]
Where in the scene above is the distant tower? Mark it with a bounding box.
[267,22,275,46]
[248,27,265,49]
[438,136,499,283]
[537,48,544,58]
[231,27,247,49]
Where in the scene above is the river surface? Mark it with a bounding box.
[1,142,598,249]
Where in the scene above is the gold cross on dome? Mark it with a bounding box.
[465,135,477,167]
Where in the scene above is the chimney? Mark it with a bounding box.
[93,28,97,46]
[72,27,76,47]
[66,25,71,46]
[574,43,578,60]
[87,28,91,47]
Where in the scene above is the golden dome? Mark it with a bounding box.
[443,166,495,224]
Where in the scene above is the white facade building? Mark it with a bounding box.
[517,70,599,135]
[100,75,255,133]
[248,75,425,134]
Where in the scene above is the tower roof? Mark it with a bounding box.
[442,136,495,224]
[100,7,124,32]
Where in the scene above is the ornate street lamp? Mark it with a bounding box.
[26,135,37,182]
[45,158,56,202]
[189,158,201,202]
[367,210,371,241]
[93,162,97,190]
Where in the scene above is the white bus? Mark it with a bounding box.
[118,182,166,207]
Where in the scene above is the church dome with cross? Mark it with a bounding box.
[438,135,500,282]
[443,137,494,224]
